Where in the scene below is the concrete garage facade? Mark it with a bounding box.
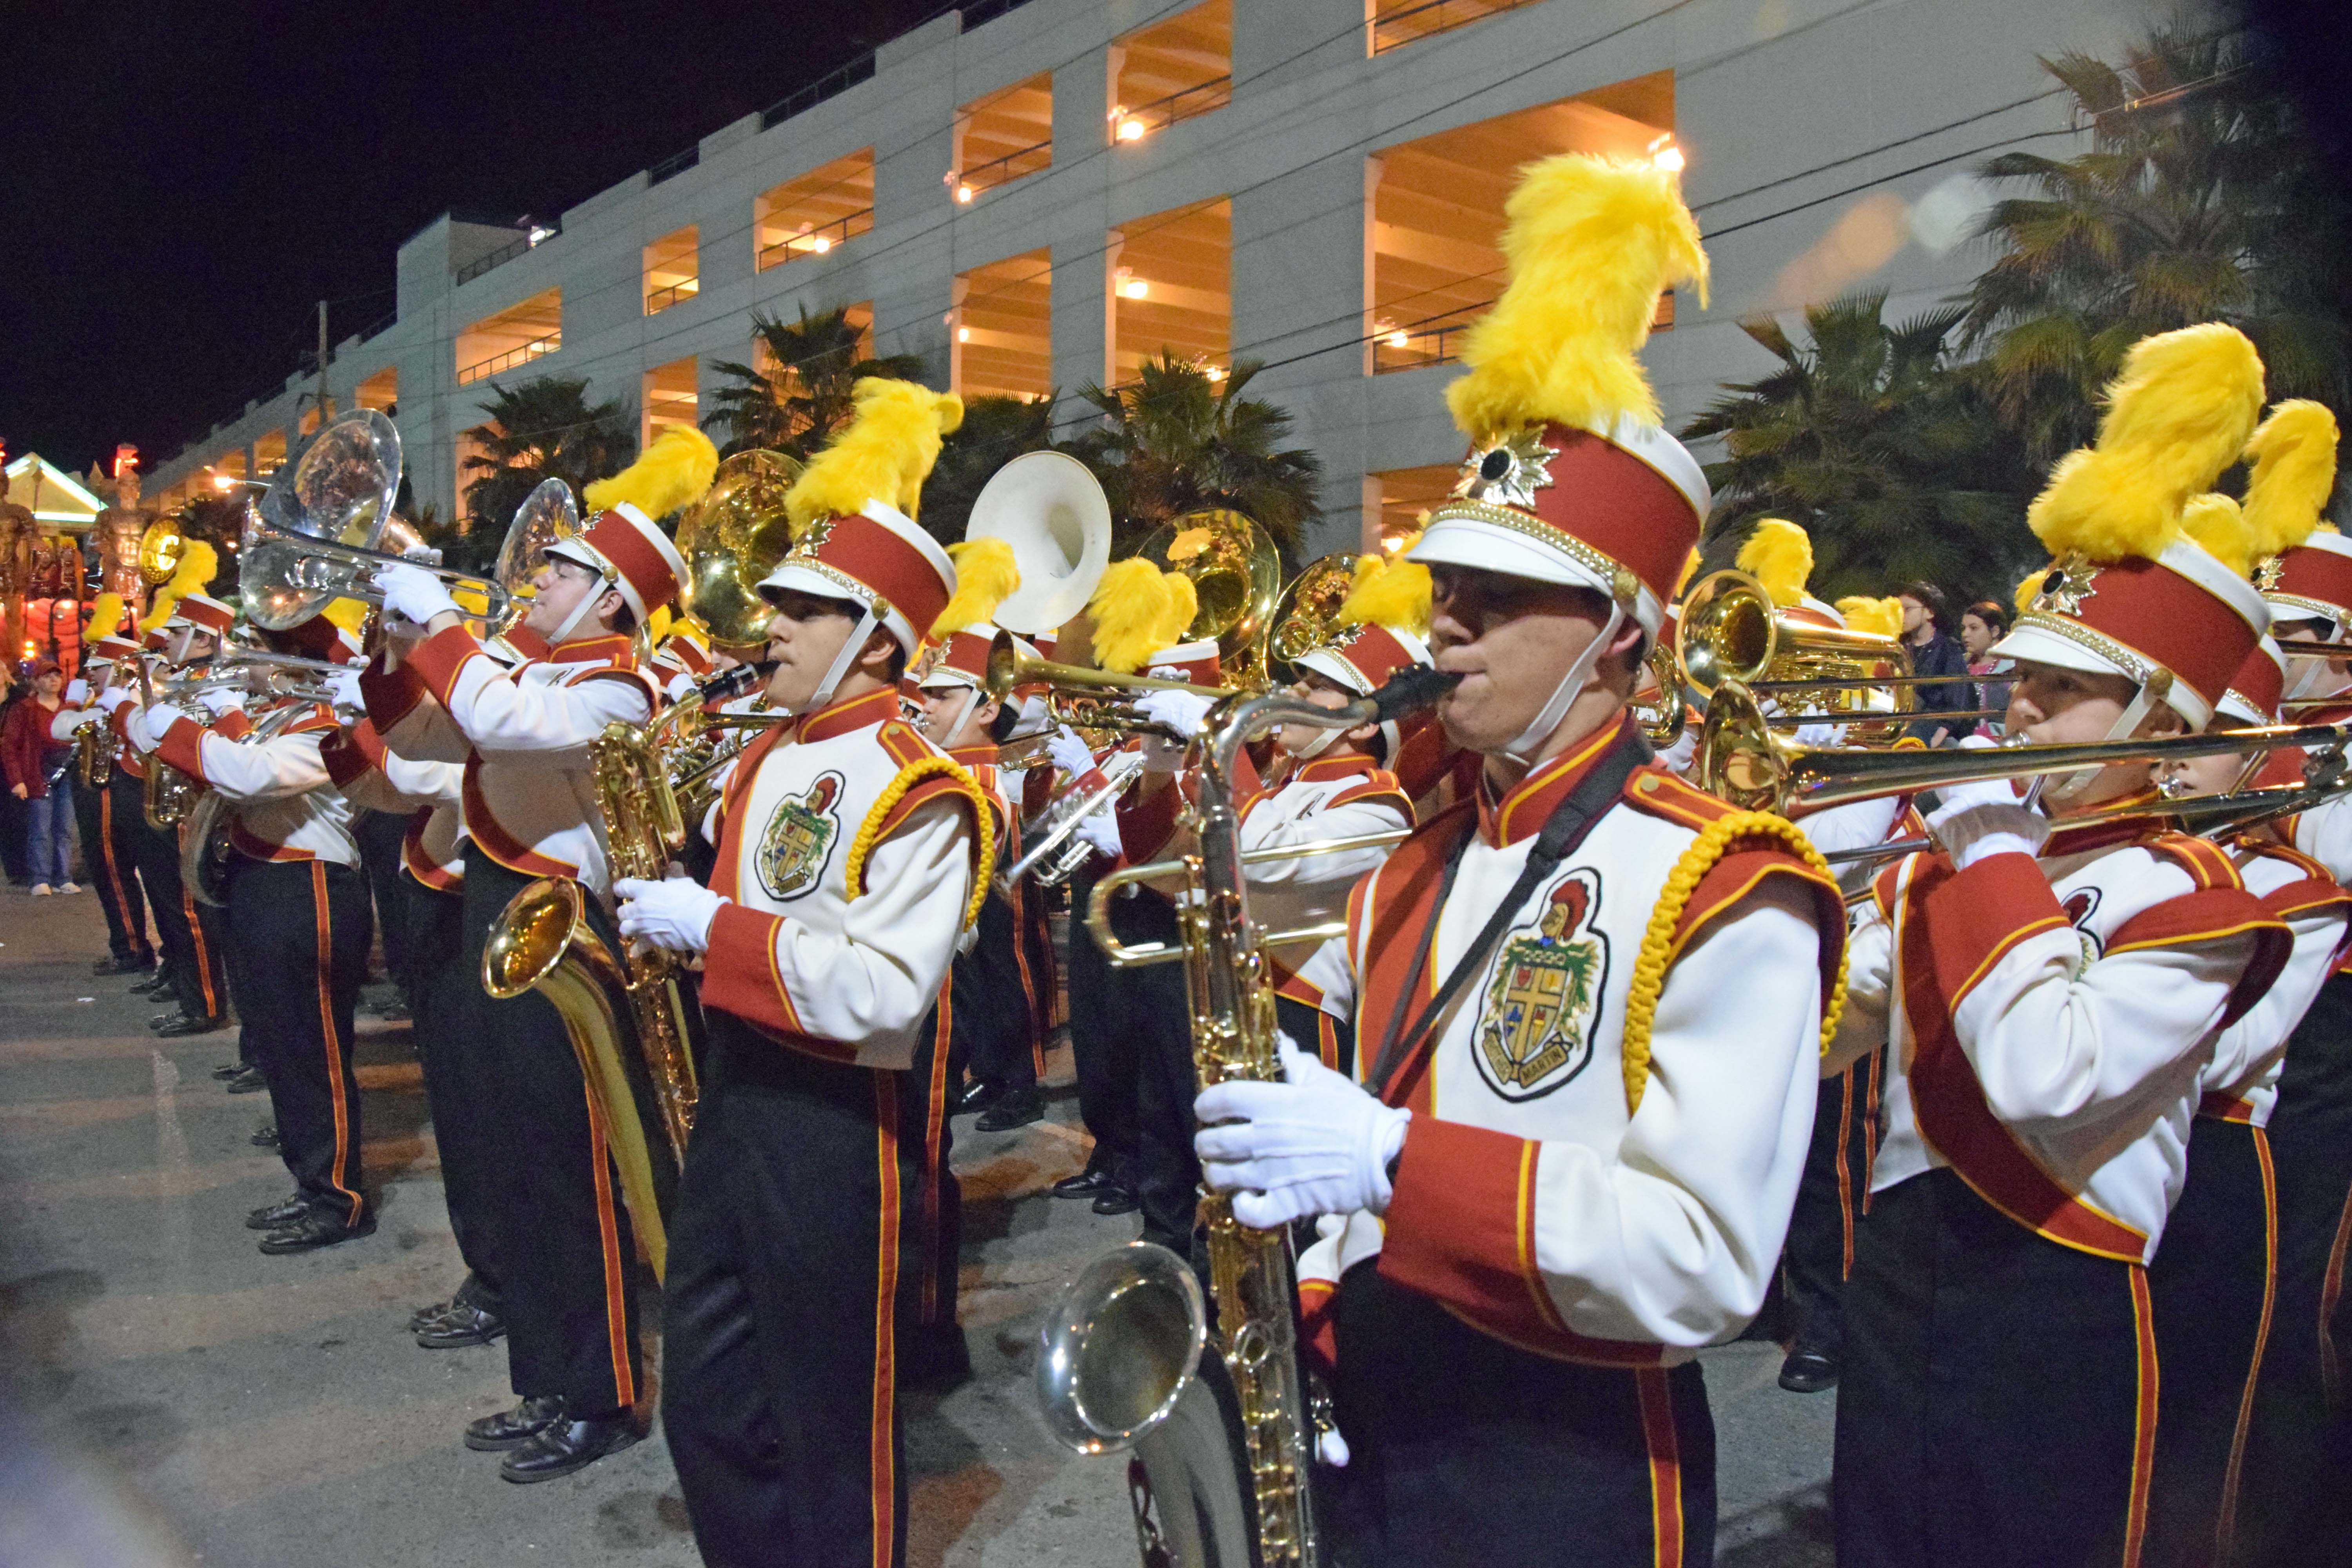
[149,0,2155,558]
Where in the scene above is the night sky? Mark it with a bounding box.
[1,0,922,477]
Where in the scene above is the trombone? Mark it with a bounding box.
[982,629,1232,739]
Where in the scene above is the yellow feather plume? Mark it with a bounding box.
[644,605,673,646]
[784,379,964,535]
[1672,546,1701,601]
[2027,323,2267,565]
[584,425,719,522]
[137,539,221,635]
[1736,519,1813,608]
[2181,493,2255,578]
[1339,550,1433,637]
[322,597,368,634]
[932,537,1022,639]
[1159,572,1200,648]
[87,592,125,640]
[2242,400,2339,562]
[1834,595,1906,640]
[1088,558,1174,674]
[2013,568,2049,619]
[1445,154,1708,443]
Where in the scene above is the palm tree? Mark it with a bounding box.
[1959,26,2350,463]
[1683,292,2036,603]
[914,394,1058,546]
[459,376,635,533]
[1058,354,1323,560]
[702,307,927,459]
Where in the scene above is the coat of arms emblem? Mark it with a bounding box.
[757,772,843,900]
[1476,869,1608,1100]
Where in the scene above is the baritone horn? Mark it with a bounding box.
[1677,569,1925,741]
[1137,510,1282,689]
[677,450,803,649]
[138,517,186,586]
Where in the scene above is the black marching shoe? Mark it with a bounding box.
[499,1410,641,1483]
[258,1207,375,1255]
[975,1084,1045,1132]
[417,1299,508,1349]
[464,1395,566,1452]
[211,1061,245,1081]
[131,968,176,998]
[159,1013,231,1039]
[224,1063,268,1093]
[410,1273,491,1331]
[93,952,151,976]
[245,1194,310,1231]
[1091,1185,1141,1217]
[1778,1346,1840,1394]
[1051,1166,1114,1199]
[251,1122,278,1148]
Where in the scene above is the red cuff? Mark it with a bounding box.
[319,720,382,789]
[361,652,428,732]
[1921,849,2071,1011]
[403,624,487,708]
[212,708,254,741]
[1297,1278,1339,1381]
[154,716,212,784]
[699,902,801,1038]
[1379,1117,1555,1344]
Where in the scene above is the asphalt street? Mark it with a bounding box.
[0,885,1837,1565]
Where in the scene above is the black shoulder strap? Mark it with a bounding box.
[1365,728,1651,1101]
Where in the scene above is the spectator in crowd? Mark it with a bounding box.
[1959,599,2014,737]
[1897,582,1971,744]
[2,659,80,895]
[0,663,26,883]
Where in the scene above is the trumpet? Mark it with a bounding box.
[1677,570,1918,744]
[998,750,1148,895]
[1699,679,2352,818]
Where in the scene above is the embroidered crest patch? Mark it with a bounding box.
[2062,885,2105,969]
[1476,869,1609,1100]
[757,771,843,901]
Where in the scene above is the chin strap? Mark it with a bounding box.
[1289,716,1346,762]
[546,558,621,648]
[801,604,879,715]
[1504,601,1628,766]
[935,686,982,747]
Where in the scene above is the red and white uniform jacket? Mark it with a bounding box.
[945,742,1016,865]
[363,628,656,898]
[1227,751,1413,1011]
[699,688,986,1071]
[149,699,357,867]
[1834,813,2293,1264]
[1293,715,1844,1359]
[321,718,469,891]
[2197,840,2352,1127]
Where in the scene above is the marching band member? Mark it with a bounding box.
[134,618,377,1253]
[54,612,156,975]
[2223,399,2352,1564]
[2143,611,2348,1566]
[1828,325,2292,1568]
[1199,155,1844,1564]
[363,427,708,1481]
[79,628,162,981]
[614,380,987,1568]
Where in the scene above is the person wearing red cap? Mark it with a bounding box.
[365,437,703,1483]
[3,657,80,895]
[614,379,987,1568]
[125,612,380,1256]
[1828,326,2300,1568]
[1195,156,1843,1564]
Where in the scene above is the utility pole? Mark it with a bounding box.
[315,300,334,427]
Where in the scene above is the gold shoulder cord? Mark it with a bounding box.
[1619,811,1849,1114]
[844,756,997,928]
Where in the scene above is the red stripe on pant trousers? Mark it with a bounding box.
[310,862,363,1226]
[870,1072,901,1568]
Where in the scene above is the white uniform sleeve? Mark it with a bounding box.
[447,667,652,755]
[195,731,333,804]
[1240,793,1410,889]
[2205,855,2347,1094]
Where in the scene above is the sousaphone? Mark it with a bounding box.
[964,451,1113,637]
[675,450,804,651]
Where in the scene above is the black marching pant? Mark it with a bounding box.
[901,992,960,1343]
[1065,860,1140,1190]
[73,768,150,960]
[1328,1263,1716,1566]
[664,1012,918,1568]
[2237,971,2352,1566]
[1835,1167,2154,1568]
[350,807,414,992]
[1783,1054,1878,1361]
[228,856,372,1222]
[1276,994,1354,1078]
[1114,888,1199,1250]
[454,857,641,1414]
[962,886,1046,1092]
[2146,1114,2274,1568]
[128,789,228,1024]
[401,868,505,1311]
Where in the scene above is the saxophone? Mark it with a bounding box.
[76,718,118,788]
[1036,667,1458,1568]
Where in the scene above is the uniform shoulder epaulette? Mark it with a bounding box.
[1617,764,1742,831]
[844,751,996,928]
[1327,768,1413,815]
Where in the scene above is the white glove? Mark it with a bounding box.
[324,668,364,710]
[1045,726,1099,780]
[1074,806,1123,859]
[1194,1043,1412,1229]
[1318,1427,1351,1468]
[613,875,728,955]
[1926,739,2047,869]
[1136,687,1214,740]
[375,562,463,629]
[137,705,179,749]
[1792,720,1846,749]
[65,678,88,705]
[97,686,136,715]
[197,687,244,718]
[664,670,698,703]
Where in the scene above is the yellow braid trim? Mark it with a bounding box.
[843,756,996,929]
[1620,811,1849,1116]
